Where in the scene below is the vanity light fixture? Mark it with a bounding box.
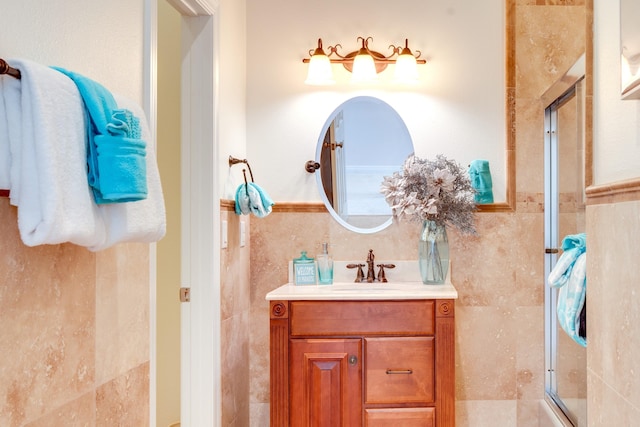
[303,36,426,85]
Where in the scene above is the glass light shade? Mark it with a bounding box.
[394,53,419,83]
[305,54,335,85]
[351,53,377,83]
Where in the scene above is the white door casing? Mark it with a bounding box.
[159,0,221,425]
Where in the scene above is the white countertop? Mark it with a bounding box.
[265,260,458,301]
[265,281,458,301]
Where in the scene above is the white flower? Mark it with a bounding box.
[431,168,455,193]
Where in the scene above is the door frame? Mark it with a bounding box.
[148,0,221,425]
[176,3,221,426]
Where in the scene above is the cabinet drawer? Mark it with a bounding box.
[290,300,435,336]
[365,407,435,427]
[365,337,435,404]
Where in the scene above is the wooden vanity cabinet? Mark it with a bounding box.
[269,299,455,427]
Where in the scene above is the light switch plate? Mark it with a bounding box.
[240,221,246,247]
[221,220,228,249]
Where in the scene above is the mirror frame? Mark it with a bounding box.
[481,0,516,213]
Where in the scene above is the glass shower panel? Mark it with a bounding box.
[544,77,586,426]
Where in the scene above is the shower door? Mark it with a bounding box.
[543,68,586,426]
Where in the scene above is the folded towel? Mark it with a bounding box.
[2,58,105,246]
[468,159,494,204]
[94,135,147,201]
[548,233,587,347]
[88,94,166,251]
[234,182,274,218]
[52,67,148,204]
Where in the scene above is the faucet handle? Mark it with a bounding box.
[347,263,366,282]
[376,263,396,283]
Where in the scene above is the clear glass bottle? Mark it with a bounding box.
[316,243,334,285]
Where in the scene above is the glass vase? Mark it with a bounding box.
[418,219,449,284]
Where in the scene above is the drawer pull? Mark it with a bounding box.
[386,369,413,375]
[348,355,358,365]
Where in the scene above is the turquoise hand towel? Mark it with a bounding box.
[234,182,275,218]
[94,135,147,202]
[52,67,147,204]
[468,159,494,204]
[548,233,587,348]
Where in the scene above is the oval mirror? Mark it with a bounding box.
[315,96,414,233]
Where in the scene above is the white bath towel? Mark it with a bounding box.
[3,58,105,247]
[88,94,166,251]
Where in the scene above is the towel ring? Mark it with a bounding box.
[229,156,255,197]
[229,156,254,181]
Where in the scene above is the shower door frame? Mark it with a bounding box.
[542,54,586,427]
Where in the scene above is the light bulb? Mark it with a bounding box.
[394,53,419,83]
[351,52,377,83]
[305,53,335,85]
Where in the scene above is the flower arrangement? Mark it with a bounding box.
[380,154,477,234]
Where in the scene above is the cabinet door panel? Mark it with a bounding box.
[365,337,435,404]
[365,407,435,427]
[290,338,362,427]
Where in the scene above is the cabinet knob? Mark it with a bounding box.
[348,355,358,365]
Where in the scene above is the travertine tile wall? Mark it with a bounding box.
[0,200,150,426]
[587,201,640,424]
[220,208,252,426]
[246,2,586,426]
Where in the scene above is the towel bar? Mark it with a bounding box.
[0,58,21,79]
[1,59,20,197]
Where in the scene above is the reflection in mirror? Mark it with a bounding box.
[621,0,640,99]
[315,96,414,233]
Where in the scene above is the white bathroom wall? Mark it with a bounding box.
[219,0,249,199]
[593,0,640,184]
[1,0,144,105]
[245,0,505,203]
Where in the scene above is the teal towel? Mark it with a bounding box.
[234,182,275,218]
[95,135,147,201]
[548,233,587,347]
[52,67,147,204]
[468,159,494,204]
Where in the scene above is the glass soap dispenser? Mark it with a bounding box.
[317,242,334,285]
